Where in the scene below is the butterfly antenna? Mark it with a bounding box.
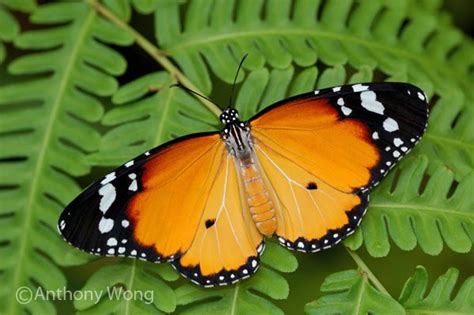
[229,54,248,108]
[170,83,221,108]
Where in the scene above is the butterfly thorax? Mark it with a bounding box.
[220,108,277,236]
[220,108,253,160]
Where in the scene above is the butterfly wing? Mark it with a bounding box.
[171,154,264,287]
[59,132,263,286]
[250,82,428,252]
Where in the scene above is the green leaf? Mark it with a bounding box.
[420,94,474,180]
[175,241,298,314]
[0,0,36,13]
[0,4,19,63]
[75,260,178,314]
[306,266,474,315]
[344,156,474,256]
[152,0,473,98]
[399,266,474,314]
[2,1,472,313]
[132,0,160,15]
[87,71,217,166]
[305,269,405,315]
[150,0,474,178]
[0,2,132,314]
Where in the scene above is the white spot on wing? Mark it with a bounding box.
[383,117,399,132]
[107,237,117,246]
[393,138,403,147]
[341,106,352,116]
[125,160,134,168]
[128,173,138,191]
[417,91,425,101]
[99,184,116,213]
[98,217,114,234]
[360,91,384,115]
[372,132,379,140]
[122,220,130,228]
[352,84,368,92]
[101,172,116,185]
[333,86,341,92]
[128,181,138,192]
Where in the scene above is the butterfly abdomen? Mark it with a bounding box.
[240,161,276,236]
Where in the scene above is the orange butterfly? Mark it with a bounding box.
[59,75,428,287]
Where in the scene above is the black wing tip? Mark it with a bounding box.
[171,241,265,288]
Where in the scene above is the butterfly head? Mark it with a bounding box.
[220,108,240,125]
[220,108,252,158]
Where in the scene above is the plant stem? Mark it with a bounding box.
[86,0,222,118]
[345,246,391,296]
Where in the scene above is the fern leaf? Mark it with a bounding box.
[87,71,217,166]
[305,269,404,315]
[399,266,474,314]
[419,95,474,180]
[0,0,36,13]
[149,0,474,179]
[305,266,474,315]
[152,0,472,93]
[131,0,160,15]
[0,2,132,314]
[344,155,474,256]
[175,242,297,314]
[0,3,19,63]
[75,260,179,314]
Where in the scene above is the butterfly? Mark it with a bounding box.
[58,77,428,287]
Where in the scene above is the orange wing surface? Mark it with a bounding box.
[251,98,371,251]
[60,132,263,287]
[171,155,263,286]
[250,83,427,251]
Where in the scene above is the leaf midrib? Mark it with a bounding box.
[124,260,137,315]
[424,133,474,151]
[163,27,472,93]
[6,9,96,315]
[353,279,366,315]
[369,203,473,220]
[153,85,175,146]
[230,283,240,315]
[406,309,473,315]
